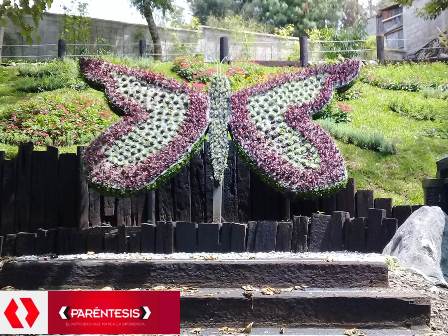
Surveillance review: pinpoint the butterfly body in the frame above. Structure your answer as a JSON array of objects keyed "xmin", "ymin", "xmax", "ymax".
[{"xmin": 79, "ymin": 58, "xmax": 361, "ymax": 197}]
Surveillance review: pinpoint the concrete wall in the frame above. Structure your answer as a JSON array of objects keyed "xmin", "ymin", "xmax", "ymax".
[
  {"xmin": 402, "ymin": 0, "xmax": 448, "ymax": 53},
  {"xmin": 2, "ymin": 12, "xmax": 300, "ymax": 62}
]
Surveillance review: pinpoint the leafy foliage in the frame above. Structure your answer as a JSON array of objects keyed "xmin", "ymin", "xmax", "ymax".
[
  {"xmin": 60, "ymin": 0, "xmax": 92, "ymax": 56},
  {"xmin": 0, "ymin": 89, "xmax": 117, "ymax": 146},
  {"xmin": 14, "ymin": 59, "xmax": 86, "ymax": 92},
  {"xmin": 318, "ymin": 119, "xmax": 397, "ymax": 154},
  {"xmin": 244, "ymin": 0, "xmax": 344, "ymax": 36},
  {"xmin": 308, "ymin": 24, "xmax": 368, "ymax": 60},
  {"xmin": 314, "ymin": 100, "xmax": 352, "ymax": 123},
  {"xmin": 0, "ymin": 0, "xmax": 53, "ymax": 43},
  {"xmin": 397, "ymin": 0, "xmax": 448, "ymax": 19},
  {"xmin": 389, "ymin": 95, "xmax": 447, "ymax": 121},
  {"xmin": 360, "ymin": 62, "xmax": 448, "ymax": 91}
]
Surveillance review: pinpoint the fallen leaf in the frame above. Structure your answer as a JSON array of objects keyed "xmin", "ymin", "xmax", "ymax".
[
  {"xmin": 151, "ymin": 285, "xmax": 168, "ymax": 291},
  {"xmin": 1, "ymin": 286, "xmax": 15, "ymax": 291},
  {"xmin": 344, "ymin": 328, "xmax": 365, "ymax": 336},
  {"xmin": 243, "ymin": 291, "xmax": 253, "ymax": 299},
  {"xmin": 261, "ymin": 287, "xmax": 281, "ymax": 295},
  {"xmin": 241, "ymin": 322, "xmax": 253, "ymax": 334},
  {"xmin": 242, "ymin": 285, "xmax": 258, "ymax": 291},
  {"xmin": 203, "ymin": 255, "xmax": 218, "ymax": 260},
  {"xmin": 218, "ymin": 326, "xmax": 238, "ymax": 334},
  {"xmin": 190, "ymin": 327, "xmax": 202, "ymax": 334}
]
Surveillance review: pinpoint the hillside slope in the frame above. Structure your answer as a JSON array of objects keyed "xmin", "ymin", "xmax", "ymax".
[{"xmin": 0, "ymin": 58, "xmax": 446, "ymax": 204}]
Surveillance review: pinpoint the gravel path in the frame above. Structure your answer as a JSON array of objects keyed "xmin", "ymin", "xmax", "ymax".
[{"xmin": 388, "ymin": 267, "xmax": 448, "ymax": 336}]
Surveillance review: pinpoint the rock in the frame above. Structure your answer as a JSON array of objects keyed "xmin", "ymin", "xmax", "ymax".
[{"xmin": 383, "ymin": 206, "xmax": 448, "ymax": 285}]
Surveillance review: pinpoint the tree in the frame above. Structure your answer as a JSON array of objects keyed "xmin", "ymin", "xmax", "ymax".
[
  {"xmin": 396, "ymin": 0, "xmax": 448, "ymax": 19},
  {"xmin": 0, "ymin": 0, "xmax": 53, "ymax": 43},
  {"xmin": 341, "ymin": 0, "xmax": 366, "ymax": 27},
  {"xmin": 130, "ymin": 0, "xmax": 174, "ymax": 60},
  {"xmin": 189, "ymin": 0, "xmax": 244, "ymax": 24},
  {"xmin": 245, "ymin": 0, "xmax": 344, "ymax": 36}
]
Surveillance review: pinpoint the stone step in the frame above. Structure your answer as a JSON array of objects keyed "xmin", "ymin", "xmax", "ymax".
[
  {"xmin": 0, "ymin": 256, "xmax": 388, "ymax": 289},
  {"xmin": 180, "ymin": 288, "xmax": 430, "ymax": 329},
  {"xmin": 180, "ymin": 327, "xmax": 429, "ymax": 335}
]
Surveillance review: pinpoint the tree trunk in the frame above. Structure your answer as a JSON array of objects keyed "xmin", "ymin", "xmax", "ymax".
[{"xmin": 142, "ymin": 5, "xmax": 162, "ymax": 61}]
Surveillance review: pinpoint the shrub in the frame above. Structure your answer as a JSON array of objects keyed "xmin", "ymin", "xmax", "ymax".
[
  {"xmin": 172, "ymin": 55, "xmax": 216, "ymax": 83},
  {"xmin": 360, "ymin": 62, "xmax": 448, "ymax": 91},
  {"xmin": 318, "ymin": 119, "xmax": 397, "ymax": 154},
  {"xmin": 388, "ymin": 96, "xmax": 447, "ymax": 121},
  {"xmin": 0, "ymin": 89, "xmax": 117, "ymax": 146},
  {"xmin": 314, "ymin": 100, "xmax": 352, "ymax": 123},
  {"xmin": 15, "ymin": 59, "xmax": 86, "ymax": 92},
  {"xmin": 422, "ymin": 86, "xmax": 448, "ymax": 100}
]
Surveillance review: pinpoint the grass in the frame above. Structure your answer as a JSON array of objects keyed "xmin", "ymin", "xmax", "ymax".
[
  {"xmin": 338, "ymin": 81, "xmax": 447, "ymax": 204},
  {"xmin": 0, "ymin": 58, "xmax": 447, "ymax": 204},
  {"xmin": 361, "ymin": 62, "xmax": 448, "ymax": 90},
  {"xmin": 318, "ymin": 119, "xmax": 396, "ymax": 154}
]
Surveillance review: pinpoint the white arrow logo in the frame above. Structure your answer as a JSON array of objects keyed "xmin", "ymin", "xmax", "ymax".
[
  {"xmin": 141, "ymin": 306, "xmax": 151, "ymax": 320},
  {"xmin": 59, "ymin": 306, "xmax": 69, "ymax": 320}
]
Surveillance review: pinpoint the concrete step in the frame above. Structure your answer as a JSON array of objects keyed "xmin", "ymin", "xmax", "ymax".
[
  {"xmin": 180, "ymin": 327, "xmax": 429, "ymax": 335},
  {"xmin": 0, "ymin": 257, "xmax": 388, "ymax": 289},
  {"xmin": 180, "ymin": 288, "xmax": 430, "ymax": 329}
]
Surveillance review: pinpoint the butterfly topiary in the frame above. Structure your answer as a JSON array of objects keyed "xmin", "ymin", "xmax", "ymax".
[{"xmin": 79, "ymin": 58, "xmax": 361, "ymax": 197}]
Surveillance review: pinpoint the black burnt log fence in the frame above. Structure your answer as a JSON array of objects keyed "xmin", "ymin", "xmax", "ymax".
[{"xmin": 0, "ymin": 143, "xmax": 422, "ymax": 256}]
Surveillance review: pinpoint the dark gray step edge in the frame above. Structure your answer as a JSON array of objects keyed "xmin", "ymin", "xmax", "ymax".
[
  {"xmin": 180, "ymin": 327, "xmax": 429, "ymax": 336},
  {"xmin": 0, "ymin": 259, "xmax": 388, "ymax": 289},
  {"xmin": 180, "ymin": 288, "xmax": 430, "ymax": 329}
]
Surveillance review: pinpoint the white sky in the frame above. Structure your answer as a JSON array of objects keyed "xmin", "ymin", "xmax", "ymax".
[
  {"xmin": 47, "ymin": 0, "xmax": 380, "ymax": 25},
  {"xmin": 47, "ymin": 0, "xmax": 192, "ymax": 25}
]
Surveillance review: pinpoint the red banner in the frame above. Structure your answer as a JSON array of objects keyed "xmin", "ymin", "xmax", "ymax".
[{"xmin": 47, "ymin": 291, "xmax": 180, "ymax": 335}]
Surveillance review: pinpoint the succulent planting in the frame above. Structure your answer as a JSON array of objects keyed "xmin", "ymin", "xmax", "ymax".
[{"xmin": 80, "ymin": 58, "xmax": 361, "ymax": 196}]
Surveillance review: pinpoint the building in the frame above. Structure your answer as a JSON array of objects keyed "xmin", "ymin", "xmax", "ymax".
[{"xmin": 367, "ymin": 0, "xmax": 448, "ymax": 60}]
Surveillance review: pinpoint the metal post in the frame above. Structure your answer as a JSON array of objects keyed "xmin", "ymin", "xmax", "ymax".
[
  {"xmin": 0, "ymin": 27, "xmax": 4, "ymax": 63},
  {"xmin": 376, "ymin": 35, "xmax": 385, "ymax": 64},
  {"xmin": 139, "ymin": 39, "xmax": 146, "ymax": 58},
  {"xmin": 219, "ymin": 36, "xmax": 229, "ymax": 63},
  {"xmin": 58, "ymin": 39, "xmax": 66, "ymax": 59},
  {"xmin": 299, "ymin": 36, "xmax": 309, "ymax": 67},
  {"xmin": 212, "ymin": 182, "xmax": 222, "ymax": 223}
]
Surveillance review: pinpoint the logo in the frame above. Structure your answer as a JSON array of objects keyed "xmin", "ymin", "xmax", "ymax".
[
  {"xmin": 0, "ymin": 291, "xmax": 178, "ymax": 335},
  {"xmin": 57, "ymin": 305, "xmax": 151, "ymax": 320},
  {"xmin": 4, "ymin": 298, "xmax": 40, "ymax": 328},
  {"xmin": 0, "ymin": 291, "xmax": 48, "ymax": 334}
]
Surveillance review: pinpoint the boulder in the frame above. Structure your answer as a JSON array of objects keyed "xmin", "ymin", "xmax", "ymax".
[{"xmin": 383, "ymin": 206, "xmax": 448, "ymax": 285}]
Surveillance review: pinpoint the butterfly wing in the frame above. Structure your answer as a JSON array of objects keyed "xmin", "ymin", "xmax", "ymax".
[
  {"xmin": 79, "ymin": 58, "xmax": 209, "ymax": 194},
  {"xmin": 229, "ymin": 60, "xmax": 361, "ymax": 196}
]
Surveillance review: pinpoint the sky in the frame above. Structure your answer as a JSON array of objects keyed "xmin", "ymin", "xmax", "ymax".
[
  {"xmin": 47, "ymin": 0, "xmax": 192, "ymax": 25},
  {"xmin": 47, "ymin": 0, "xmax": 379, "ymax": 25}
]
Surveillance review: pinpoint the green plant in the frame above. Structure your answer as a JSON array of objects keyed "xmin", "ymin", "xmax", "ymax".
[
  {"xmin": 274, "ymin": 24, "xmax": 295, "ymax": 37},
  {"xmin": 422, "ymin": 86, "xmax": 448, "ymax": 100},
  {"xmin": 318, "ymin": 119, "xmax": 397, "ymax": 154},
  {"xmin": 172, "ymin": 55, "xmax": 215, "ymax": 83},
  {"xmin": 14, "ymin": 59, "xmax": 85, "ymax": 92},
  {"xmin": 314, "ymin": 100, "xmax": 352, "ymax": 123},
  {"xmin": 361, "ymin": 62, "xmax": 448, "ymax": 91},
  {"xmin": 60, "ymin": 0, "xmax": 92, "ymax": 56},
  {"xmin": 287, "ymin": 42, "xmax": 301, "ymax": 61},
  {"xmin": 0, "ymin": 89, "xmax": 117, "ymax": 146},
  {"xmin": 388, "ymin": 95, "xmax": 447, "ymax": 121},
  {"xmin": 308, "ymin": 23, "xmax": 367, "ymax": 61}
]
